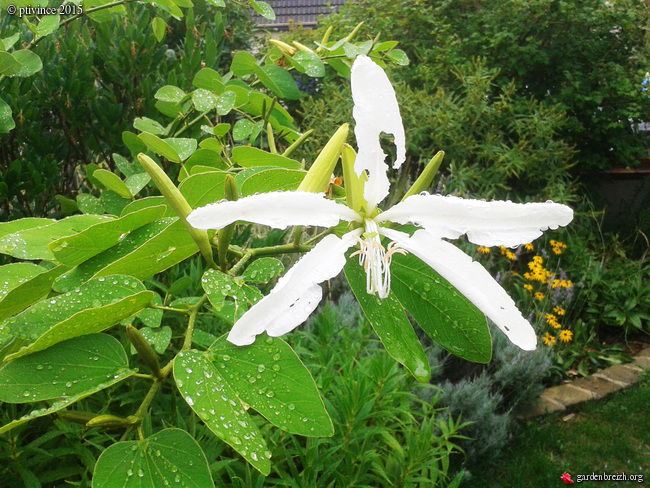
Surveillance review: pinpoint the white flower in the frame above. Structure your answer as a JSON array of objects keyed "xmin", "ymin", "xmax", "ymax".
[{"xmin": 188, "ymin": 55, "xmax": 573, "ymax": 350}]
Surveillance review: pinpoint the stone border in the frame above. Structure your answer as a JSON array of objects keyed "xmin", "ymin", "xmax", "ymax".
[{"xmin": 520, "ymin": 346, "xmax": 650, "ymax": 417}]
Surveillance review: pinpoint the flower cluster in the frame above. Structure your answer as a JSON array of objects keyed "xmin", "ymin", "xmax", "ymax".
[{"xmin": 550, "ymin": 239, "xmax": 567, "ymax": 255}]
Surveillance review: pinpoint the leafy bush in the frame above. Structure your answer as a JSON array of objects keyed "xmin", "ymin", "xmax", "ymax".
[{"xmin": 317, "ymin": 0, "xmax": 650, "ymax": 173}]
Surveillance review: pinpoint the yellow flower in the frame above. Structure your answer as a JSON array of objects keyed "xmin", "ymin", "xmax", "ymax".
[
  {"xmin": 554, "ymin": 306, "xmax": 565, "ymax": 316},
  {"xmin": 523, "ymin": 284, "xmax": 533, "ymax": 293},
  {"xmin": 505, "ymin": 250, "xmax": 516, "ymax": 261},
  {"xmin": 535, "ymin": 292, "xmax": 545, "ymax": 300},
  {"xmin": 545, "ymin": 314, "xmax": 561, "ymax": 328},
  {"xmin": 499, "ymin": 245, "xmax": 507, "ymax": 255},
  {"xmin": 542, "ymin": 332, "xmax": 556, "ymax": 346},
  {"xmin": 477, "ymin": 246, "xmax": 491, "ymax": 254},
  {"xmin": 524, "ymin": 243, "xmax": 534, "ymax": 251},
  {"xmin": 552, "ymin": 247, "xmax": 562, "ymax": 255},
  {"xmin": 559, "ymin": 330, "xmax": 573, "ymax": 343}
]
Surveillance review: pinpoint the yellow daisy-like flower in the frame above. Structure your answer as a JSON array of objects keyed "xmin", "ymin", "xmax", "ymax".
[
  {"xmin": 554, "ymin": 306, "xmax": 565, "ymax": 316},
  {"xmin": 477, "ymin": 246, "xmax": 491, "ymax": 254},
  {"xmin": 499, "ymin": 245, "xmax": 507, "ymax": 255},
  {"xmin": 559, "ymin": 330, "xmax": 573, "ymax": 343},
  {"xmin": 542, "ymin": 332, "xmax": 556, "ymax": 346},
  {"xmin": 524, "ymin": 243, "xmax": 534, "ymax": 251},
  {"xmin": 535, "ymin": 292, "xmax": 545, "ymax": 300},
  {"xmin": 552, "ymin": 247, "xmax": 562, "ymax": 255},
  {"xmin": 523, "ymin": 284, "xmax": 533, "ymax": 293},
  {"xmin": 545, "ymin": 313, "xmax": 561, "ymax": 329},
  {"xmin": 505, "ymin": 250, "xmax": 516, "ymax": 261}
]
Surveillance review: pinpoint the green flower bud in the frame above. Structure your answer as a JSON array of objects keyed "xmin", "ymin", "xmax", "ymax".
[
  {"xmin": 218, "ymin": 175, "xmax": 239, "ymax": 272},
  {"xmin": 402, "ymin": 151, "xmax": 444, "ymax": 201},
  {"xmin": 137, "ymin": 154, "xmax": 216, "ymax": 268},
  {"xmin": 341, "ymin": 143, "xmax": 368, "ymax": 213},
  {"xmin": 58, "ymin": 411, "xmax": 98, "ymax": 425},
  {"xmin": 126, "ymin": 324, "xmax": 163, "ymax": 380},
  {"xmin": 298, "ymin": 124, "xmax": 349, "ymax": 193},
  {"xmin": 86, "ymin": 414, "xmax": 134, "ymax": 429}
]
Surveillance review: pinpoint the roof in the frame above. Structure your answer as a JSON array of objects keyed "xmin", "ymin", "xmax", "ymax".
[{"xmin": 252, "ymin": 0, "xmax": 349, "ymax": 29}]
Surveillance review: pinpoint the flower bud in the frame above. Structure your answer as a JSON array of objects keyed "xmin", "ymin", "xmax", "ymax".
[
  {"xmin": 137, "ymin": 153, "xmax": 216, "ymax": 268},
  {"xmin": 341, "ymin": 143, "xmax": 368, "ymax": 213},
  {"xmin": 58, "ymin": 411, "xmax": 98, "ymax": 425},
  {"xmin": 269, "ymin": 39, "xmax": 297, "ymax": 56},
  {"xmin": 298, "ymin": 124, "xmax": 348, "ymax": 193},
  {"xmin": 291, "ymin": 41, "xmax": 314, "ymax": 53},
  {"xmin": 86, "ymin": 414, "xmax": 134, "ymax": 429},
  {"xmin": 126, "ymin": 324, "xmax": 163, "ymax": 379},
  {"xmin": 402, "ymin": 151, "xmax": 444, "ymax": 201}
]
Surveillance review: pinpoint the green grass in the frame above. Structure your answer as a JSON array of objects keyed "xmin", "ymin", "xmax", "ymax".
[{"xmin": 463, "ymin": 372, "xmax": 650, "ymax": 487}]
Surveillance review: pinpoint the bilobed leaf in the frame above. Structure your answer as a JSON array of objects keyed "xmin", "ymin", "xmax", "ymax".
[
  {"xmin": 5, "ymin": 50, "xmax": 42, "ymax": 77},
  {"xmin": 76, "ymin": 194, "xmax": 104, "ymax": 214},
  {"xmin": 0, "ymin": 334, "xmax": 135, "ymax": 403},
  {"xmin": 230, "ymin": 51, "xmax": 257, "ymax": 76},
  {"xmin": 192, "ymin": 88, "xmax": 217, "ymax": 112},
  {"xmin": 131, "ymin": 325, "xmax": 171, "ymax": 355},
  {"xmin": 216, "ymin": 91, "xmax": 236, "ymax": 115},
  {"xmin": 241, "ymin": 257, "xmax": 283, "ymax": 284},
  {"xmin": 133, "ymin": 117, "xmax": 166, "ymax": 135},
  {"xmin": 240, "ymin": 168, "xmax": 305, "ymax": 196},
  {"xmin": 174, "ymin": 350, "xmax": 271, "ymax": 475},
  {"xmin": 93, "ymin": 428, "xmax": 214, "ymax": 488},
  {"xmin": 165, "ymin": 137, "xmax": 197, "ymax": 161},
  {"xmin": 179, "ymin": 172, "xmax": 227, "ymax": 208},
  {"xmin": 292, "ymin": 51, "xmax": 325, "ymax": 77},
  {"xmin": 250, "ymin": 0, "xmax": 274, "ymax": 20},
  {"xmin": 344, "ymin": 256, "xmax": 431, "ymax": 382},
  {"xmin": 183, "ymin": 149, "xmax": 226, "ymax": 174},
  {"xmin": 0, "ymin": 265, "xmax": 67, "ymax": 322},
  {"xmin": 231, "ymin": 147, "xmax": 301, "ymax": 169},
  {"xmin": 232, "ymin": 119, "xmax": 253, "ymax": 141},
  {"xmin": 51, "ymin": 219, "xmax": 185, "ymax": 291},
  {"xmin": 93, "ymin": 169, "xmax": 133, "ymax": 199},
  {"xmin": 4, "ymin": 275, "xmax": 154, "ymax": 360},
  {"xmin": 0, "ymin": 215, "xmax": 111, "ymax": 261},
  {"xmin": 390, "ymin": 252, "xmax": 491, "ymax": 363},
  {"xmin": 48, "ymin": 205, "xmax": 167, "ymax": 266},
  {"xmin": 255, "ymin": 65, "xmax": 300, "ymax": 100},
  {"xmin": 154, "ymin": 85, "xmax": 186, "ymax": 103},
  {"xmin": 387, "ymin": 49, "xmax": 409, "ymax": 66},
  {"xmin": 192, "ymin": 68, "xmax": 224, "ymax": 93},
  {"xmin": 124, "ymin": 173, "xmax": 151, "ymax": 195},
  {"xmin": 138, "ymin": 133, "xmax": 181, "ymax": 163},
  {"xmin": 151, "ymin": 16, "xmax": 166, "ymax": 42},
  {"xmin": 209, "ymin": 335, "xmax": 332, "ymax": 436}
]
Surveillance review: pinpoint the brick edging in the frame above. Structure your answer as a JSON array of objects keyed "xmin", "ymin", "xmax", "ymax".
[{"xmin": 518, "ymin": 347, "xmax": 650, "ymax": 418}]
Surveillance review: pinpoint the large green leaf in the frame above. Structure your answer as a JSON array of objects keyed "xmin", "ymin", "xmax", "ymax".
[
  {"xmin": 3, "ymin": 275, "xmax": 154, "ymax": 359},
  {"xmin": 121, "ymin": 197, "xmax": 173, "ymax": 218},
  {"xmin": 390, "ymin": 252, "xmax": 492, "ymax": 363},
  {"xmin": 174, "ymin": 350, "xmax": 271, "ymax": 475},
  {"xmin": 250, "ymin": 0, "xmax": 274, "ymax": 19},
  {"xmin": 208, "ymin": 335, "xmax": 333, "ymax": 436},
  {"xmin": 241, "ymin": 257, "xmax": 283, "ymax": 284},
  {"xmin": 36, "ymin": 14, "xmax": 60, "ymax": 36},
  {"xmin": 0, "ymin": 263, "xmax": 45, "ymax": 303},
  {"xmin": 0, "ymin": 265, "xmax": 67, "ymax": 322},
  {"xmin": 216, "ymin": 91, "xmax": 236, "ymax": 115},
  {"xmin": 93, "ymin": 170, "xmax": 133, "ymax": 199},
  {"xmin": 0, "ymin": 334, "xmax": 135, "ymax": 403},
  {"xmin": 49, "ymin": 206, "xmax": 167, "ymax": 266},
  {"xmin": 0, "ymin": 52, "xmax": 21, "ymax": 76},
  {"xmin": 344, "ymin": 256, "xmax": 431, "ymax": 383},
  {"xmin": 231, "ymin": 147, "xmax": 301, "ymax": 169},
  {"xmin": 93, "ymin": 428, "xmax": 214, "ymax": 488},
  {"xmin": 0, "ymin": 215, "xmax": 110, "ymax": 261},
  {"xmin": 165, "ymin": 138, "xmax": 197, "ymax": 161},
  {"xmin": 4, "ymin": 50, "xmax": 43, "ymax": 77},
  {"xmin": 192, "ymin": 68, "xmax": 224, "ymax": 93},
  {"xmin": 292, "ymin": 51, "xmax": 325, "ymax": 77},
  {"xmin": 154, "ymin": 85, "xmax": 187, "ymax": 103},
  {"xmin": 240, "ymin": 168, "xmax": 305, "ymax": 196},
  {"xmin": 230, "ymin": 51, "xmax": 256, "ymax": 76},
  {"xmin": 201, "ymin": 269, "xmax": 262, "ymax": 317},
  {"xmin": 192, "ymin": 88, "xmax": 217, "ymax": 112},
  {"xmin": 0, "ymin": 217, "xmax": 52, "ymax": 239},
  {"xmin": 53, "ymin": 219, "xmax": 196, "ymax": 292}
]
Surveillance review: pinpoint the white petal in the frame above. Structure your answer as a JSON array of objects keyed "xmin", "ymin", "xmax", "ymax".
[
  {"xmin": 380, "ymin": 227, "xmax": 537, "ymax": 350},
  {"xmin": 227, "ymin": 230, "xmax": 361, "ymax": 345},
  {"xmin": 378, "ymin": 194, "xmax": 573, "ymax": 247},
  {"xmin": 187, "ymin": 191, "xmax": 361, "ymax": 230},
  {"xmin": 351, "ymin": 55, "xmax": 406, "ymax": 209}
]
